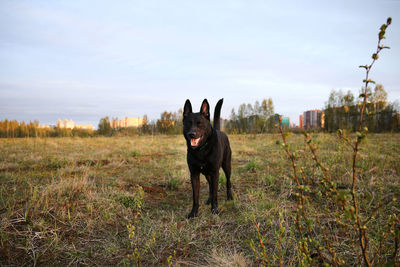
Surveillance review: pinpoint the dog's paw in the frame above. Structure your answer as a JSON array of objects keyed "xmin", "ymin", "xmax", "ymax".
[
  {"xmin": 211, "ymin": 207, "xmax": 220, "ymax": 215},
  {"xmin": 187, "ymin": 211, "xmax": 197, "ymax": 219},
  {"xmin": 227, "ymin": 190, "xmax": 233, "ymax": 200}
]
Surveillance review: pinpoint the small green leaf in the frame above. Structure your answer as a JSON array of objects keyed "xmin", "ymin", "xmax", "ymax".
[
  {"xmin": 356, "ymin": 131, "xmax": 366, "ymax": 141},
  {"xmin": 387, "ymin": 17, "xmax": 392, "ymax": 25},
  {"xmin": 372, "ymin": 53, "xmax": 379, "ymax": 60},
  {"xmin": 283, "ymin": 143, "xmax": 289, "ymax": 149}
]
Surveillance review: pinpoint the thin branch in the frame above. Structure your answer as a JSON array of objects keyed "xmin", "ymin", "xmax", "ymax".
[{"xmin": 350, "ymin": 17, "xmax": 391, "ymax": 267}]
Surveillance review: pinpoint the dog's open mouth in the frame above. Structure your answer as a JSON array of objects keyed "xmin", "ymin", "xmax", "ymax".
[{"xmin": 191, "ymin": 137, "xmax": 201, "ymax": 147}]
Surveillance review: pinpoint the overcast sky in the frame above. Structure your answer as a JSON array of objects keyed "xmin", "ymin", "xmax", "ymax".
[{"xmin": 1, "ymin": 0, "xmax": 399, "ymax": 126}]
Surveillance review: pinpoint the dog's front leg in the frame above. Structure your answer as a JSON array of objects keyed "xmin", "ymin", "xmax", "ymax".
[
  {"xmin": 188, "ymin": 171, "xmax": 200, "ymax": 218},
  {"xmin": 211, "ymin": 171, "xmax": 220, "ymax": 215}
]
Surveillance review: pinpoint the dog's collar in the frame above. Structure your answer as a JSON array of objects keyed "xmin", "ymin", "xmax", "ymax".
[{"xmin": 198, "ymin": 141, "xmax": 209, "ymax": 151}]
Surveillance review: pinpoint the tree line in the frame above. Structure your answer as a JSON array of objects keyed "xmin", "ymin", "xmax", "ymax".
[
  {"xmin": 97, "ymin": 110, "xmax": 183, "ymax": 136},
  {"xmin": 0, "ymin": 120, "xmax": 95, "ymax": 138},
  {"xmin": 324, "ymin": 84, "xmax": 400, "ymax": 132},
  {"xmin": 225, "ymin": 98, "xmax": 277, "ymax": 133},
  {"xmin": 97, "ymin": 98, "xmax": 278, "ymax": 136},
  {"xmin": 1, "ymin": 87, "xmax": 399, "ymax": 138}
]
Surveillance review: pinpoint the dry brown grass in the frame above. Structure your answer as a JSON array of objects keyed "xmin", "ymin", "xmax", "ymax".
[{"xmin": 0, "ymin": 134, "xmax": 399, "ymax": 265}]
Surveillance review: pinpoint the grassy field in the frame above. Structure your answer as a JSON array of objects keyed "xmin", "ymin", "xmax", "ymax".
[{"xmin": 1, "ymin": 133, "xmax": 399, "ymax": 266}]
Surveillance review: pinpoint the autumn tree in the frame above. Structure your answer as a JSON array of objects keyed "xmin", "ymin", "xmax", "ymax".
[{"xmin": 98, "ymin": 116, "xmax": 112, "ymax": 136}]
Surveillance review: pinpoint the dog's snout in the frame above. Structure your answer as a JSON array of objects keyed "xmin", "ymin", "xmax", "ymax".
[{"xmin": 188, "ymin": 132, "xmax": 196, "ymax": 138}]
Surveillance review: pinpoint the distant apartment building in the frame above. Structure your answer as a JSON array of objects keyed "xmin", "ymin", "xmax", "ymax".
[
  {"xmin": 77, "ymin": 124, "xmax": 95, "ymax": 130},
  {"xmin": 273, "ymin": 115, "xmax": 291, "ymax": 127},
  {"xmin": 110, "ymin": 117, "xmax": 144, "ymax": 128},
  {"xmin": 281, "ymin": 117, "xmax": 290, "ymax": 127},
  {"xmin": 299, "ymin": 114, "xmax": 304, "ymax": 129},
  {"xmin": 57, "ymin": 119, "xmax": 75, "ymax": 129},
  {"xmin": 57, "ymin": 119, "xmax": 94, "ymax": 130},
  {"xmin": 301, "ymin": 110, "xmax": 325, "ymax": 129}
]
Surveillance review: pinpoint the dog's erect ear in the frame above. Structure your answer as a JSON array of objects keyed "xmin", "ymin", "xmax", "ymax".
[
  {"xmin": 183, "ymin": 99, "xmax": 192, "ymax": 119},
  {"xmin": 200, "ymin": 99, "xmax": 210, "ymax": 121}
]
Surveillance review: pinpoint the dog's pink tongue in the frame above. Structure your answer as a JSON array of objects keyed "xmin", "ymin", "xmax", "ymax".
[{"xmin": 191, "ymin": 138, "xmax": 200, "ymax": 147}]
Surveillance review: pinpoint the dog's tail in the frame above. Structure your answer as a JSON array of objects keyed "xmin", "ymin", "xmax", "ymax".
[{"xmin": 213, "ymin": 98, "xmax": 223, "ymax": 130}]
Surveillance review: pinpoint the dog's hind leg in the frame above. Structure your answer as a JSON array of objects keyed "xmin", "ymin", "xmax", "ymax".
[
  {"xmin": 205, "ymin": 175, "xmax": 212, "ymax": 205},
  {"xmin": 222, "ymin": 150, "xmax": 233, "ymax": 201}
]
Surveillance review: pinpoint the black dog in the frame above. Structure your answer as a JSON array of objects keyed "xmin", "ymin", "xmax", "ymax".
[{"xmin": 183, "ymin": 98, "xmax": 233, "ymax": 218}]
